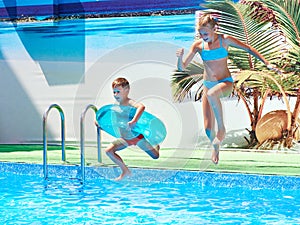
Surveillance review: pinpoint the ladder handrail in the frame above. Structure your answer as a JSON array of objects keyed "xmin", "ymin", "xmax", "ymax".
[
  {"xmin": 43, "ymin": 103, "xmax": 66, "ymax": 179},
  {"xmin": 80, "ymin": 104, "xmax": 101, "ymax": 182}
]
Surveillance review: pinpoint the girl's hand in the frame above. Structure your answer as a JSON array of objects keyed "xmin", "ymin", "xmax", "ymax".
[
  {"xmin": 176, "ymin": 48, "xmax": 184, "ymax": 57},
  {"xmin": 267, "ymin": 64, "xmax": 282, "ymax": 74}
]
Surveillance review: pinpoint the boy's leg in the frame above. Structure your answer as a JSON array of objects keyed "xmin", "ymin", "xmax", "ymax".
[
  {"xmin": 105, "ymin": 139, "xmax": 130, "ymax": 180},
  {"xmin": 136, "ymin": 139, "xmax": 159, "ymax": 159}
]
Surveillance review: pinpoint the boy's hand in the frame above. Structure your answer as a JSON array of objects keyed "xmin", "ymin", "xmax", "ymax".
[
  {"xmin": 94, "ymin": 121, "xmax": 101, "ymax": 129},
  {"xmin": 128, "ymin": 120, "xmax": 136, "ymax": 128}
]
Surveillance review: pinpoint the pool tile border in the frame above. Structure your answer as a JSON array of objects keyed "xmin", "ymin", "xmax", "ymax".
[{"xmin": 0, "ymin": 162, "xmax": 299, "ymax": 190}]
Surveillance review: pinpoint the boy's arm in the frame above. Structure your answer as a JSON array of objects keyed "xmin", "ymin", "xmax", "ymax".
[{"xmin": 128, "ymin": 100, "xmax": 145, "ymax": 126}]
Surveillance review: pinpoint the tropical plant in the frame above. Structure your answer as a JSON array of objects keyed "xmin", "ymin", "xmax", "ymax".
[
  {"xmin": 244, "ymin": 0, "xmax": 299, "ymax": 72},
  {"xmin": 171, "ymin": 0, "xmax": 300, "ymax": 148},
  {"xmin": 238, "ymin": 0, "xmax": 300, "ymax": 148},
  {"xmin": 172, "ymin": 62, "xmax": 204, "ymax": 102},
  {"xmin": 236, "ymin": 69, "xmax": 300, "ymax": 148}
]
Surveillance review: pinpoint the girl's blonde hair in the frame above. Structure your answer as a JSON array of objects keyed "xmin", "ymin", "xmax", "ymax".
[{"xmin": 196, "ymin": 13, "xmax": 217, "ymax": 30}]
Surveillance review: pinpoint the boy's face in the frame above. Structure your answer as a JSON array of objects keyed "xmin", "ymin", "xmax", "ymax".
[{"xmin": 113, "ymin": 85, "xmax": 129, "ymax": 103}]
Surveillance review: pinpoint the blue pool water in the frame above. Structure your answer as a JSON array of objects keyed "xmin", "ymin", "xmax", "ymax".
[{"xmin": 0, "ymin": 162, "xmax": 299, "ymax": 224}]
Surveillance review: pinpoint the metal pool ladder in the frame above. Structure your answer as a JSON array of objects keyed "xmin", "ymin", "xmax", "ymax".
[
  {"xmin": 43, "ymin": 104, "xmax": 66, "ymax": 179},
  {"xmin": 80, "ymin": 104, "xmax": 101, "ymax": 182}
]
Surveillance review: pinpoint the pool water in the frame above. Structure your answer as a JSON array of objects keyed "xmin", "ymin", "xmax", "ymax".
[{"xmin": 1, "ymin": 163, "xmax": 299, "ymax": 224}]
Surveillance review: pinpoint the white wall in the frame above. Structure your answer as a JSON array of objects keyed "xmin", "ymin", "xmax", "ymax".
[{"xmin": 0, "ymin": 16, "xmax": 297, "ymax": 149}]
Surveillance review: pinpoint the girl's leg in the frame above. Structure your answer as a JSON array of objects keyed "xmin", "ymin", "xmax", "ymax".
[
  {"xmin": 105, "ymin": 140, "xmax": 130, "ymax": 180},
  {"xmin": 202, "ymin": 92, "xmax": 219, "ymax": 164},
  {"xmin": 202, "ymin": 92, "xmax": 215, "ymax": 141},
  {"xmin": 206, "ymin": 82, "xmax": 233, "ymax": 145},
  {"xmin": 136, "ymin": 139, "xmax": 160, "ymax": 159}
]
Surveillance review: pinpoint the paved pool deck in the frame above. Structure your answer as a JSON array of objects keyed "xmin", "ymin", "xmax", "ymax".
[{"xmin": 0, "ymin": 144, "xmax": 299, "ymax": 176}]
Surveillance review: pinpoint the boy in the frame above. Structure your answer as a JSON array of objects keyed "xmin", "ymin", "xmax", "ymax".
[{"xmin": 104, "ymin": 77, "xmax": 159, "ymax": 180}]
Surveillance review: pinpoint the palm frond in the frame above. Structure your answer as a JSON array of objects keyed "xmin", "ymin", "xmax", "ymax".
[
  {"xmin": 171, "ymin": 61, "xmax": 204, "ymax": 102},
  {"xmin": 245, "ymin": 0, "xmax": 300, "ymax": 71},
  {"xmin": 236, "ymin": 70, "xmax": 300, "ymax": 97},
  {"xmin": 259, "ymin": 0, "xmax": 299, "ymax": 47}
]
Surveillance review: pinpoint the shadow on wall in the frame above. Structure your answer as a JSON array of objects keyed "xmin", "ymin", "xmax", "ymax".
[
  {"xmin": 3, "ymin": 0, "xmax": 86, "ymax": 86},
  {"xmin": 0, "ymin": 50, "xmax": 42, "ymax": 143},
  {"xmin": 2, "ymin": 0, "xmax": 16, "ymax": 20},
  {"xmin": 16, "ymin": 21, "xmax": 85, "ymax": 86},
  {"xmin": 0, "ymin": 0, "xmax": 86, "ymax": 143}
]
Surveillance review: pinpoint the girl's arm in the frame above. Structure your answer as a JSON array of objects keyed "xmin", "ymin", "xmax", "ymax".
[
  {"xmin": 225, "ymin": 35, "xmax": 281, "ymax": 73},
  {"xmin": 224, "ymin": 35, "xmax": 269, "ymax": 65},
  {"xmin": 176, "ymin": 41, "xmax": 200, "ymax": 71}
]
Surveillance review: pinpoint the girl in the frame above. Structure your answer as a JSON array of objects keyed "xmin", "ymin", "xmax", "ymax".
[{"xmin": 176, "ymin": 13, "xmax": 278, "ymax": 164}]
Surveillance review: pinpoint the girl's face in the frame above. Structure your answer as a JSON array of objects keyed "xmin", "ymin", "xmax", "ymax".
[
  {"xmin": 198, "ymin": 25, "xmax": 215, "ymax": 42},
  {"xmin": 113, "ymin": 85, "xmax": 129, "ymax": 103}
]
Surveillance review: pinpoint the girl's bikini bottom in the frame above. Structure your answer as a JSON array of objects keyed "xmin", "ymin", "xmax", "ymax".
[{"xmin": 203, "ymin": 76, "xmax": 233, "ymax": 89}]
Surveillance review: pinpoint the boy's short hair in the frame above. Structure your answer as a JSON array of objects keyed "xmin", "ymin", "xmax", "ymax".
[{"xmin": 112, "ymin": 77, "xmax": 130, "ymax": 89}]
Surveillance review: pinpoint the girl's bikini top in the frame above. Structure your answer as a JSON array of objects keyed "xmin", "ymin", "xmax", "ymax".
[{"xmin": 200, "ymin": 35, "xmax": 228, "ymax": 61}]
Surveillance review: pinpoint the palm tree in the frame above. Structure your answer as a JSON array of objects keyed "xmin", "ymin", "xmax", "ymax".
[
  {"xmin": 238, "ymin": 0, "xmax": 300, "ymax": 148},
  {"xmin": 171, "ymin": 0, "xmax": 300, "ymax": 148}
]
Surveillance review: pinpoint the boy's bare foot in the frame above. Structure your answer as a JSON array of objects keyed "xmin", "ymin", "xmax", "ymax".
[
  {"xmin": 115, "ymin": 169, "xmax": 131, "ymax": 181},
  {"xmin": 211, "ymin": 147, "xmax": 219, "ymax": 164}
]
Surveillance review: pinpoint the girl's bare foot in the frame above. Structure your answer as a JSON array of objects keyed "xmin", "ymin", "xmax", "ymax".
[
  {"xmin": 213, "ymin": 128, "xmax": 225, "ymax": 145},
  {"xmin": 211, "ymin": 145, "xmax": 219, "ymax": 164},
  {"xmin": 115, "ymin": 168, "xmax": 131, "ymax": 181}
]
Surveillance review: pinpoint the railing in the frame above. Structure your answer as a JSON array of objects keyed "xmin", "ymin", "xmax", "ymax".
[
  {"xmin": 80, "ymin": 104, "xmax": 101, "ymax": 182},
  {"xmin": 43, "ymin": 104, "xmax": 66, "ymax": 179}
]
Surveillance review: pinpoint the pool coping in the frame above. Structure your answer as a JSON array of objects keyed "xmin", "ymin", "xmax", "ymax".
[{"xmin": 1, "ymin": 161, "xmax": 299, "ymax": 190}]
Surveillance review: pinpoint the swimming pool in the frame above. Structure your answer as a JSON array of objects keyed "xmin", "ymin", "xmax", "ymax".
[{"xmin": 1, "ymin": 162, "xmax": 299, "ymax": 224}]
